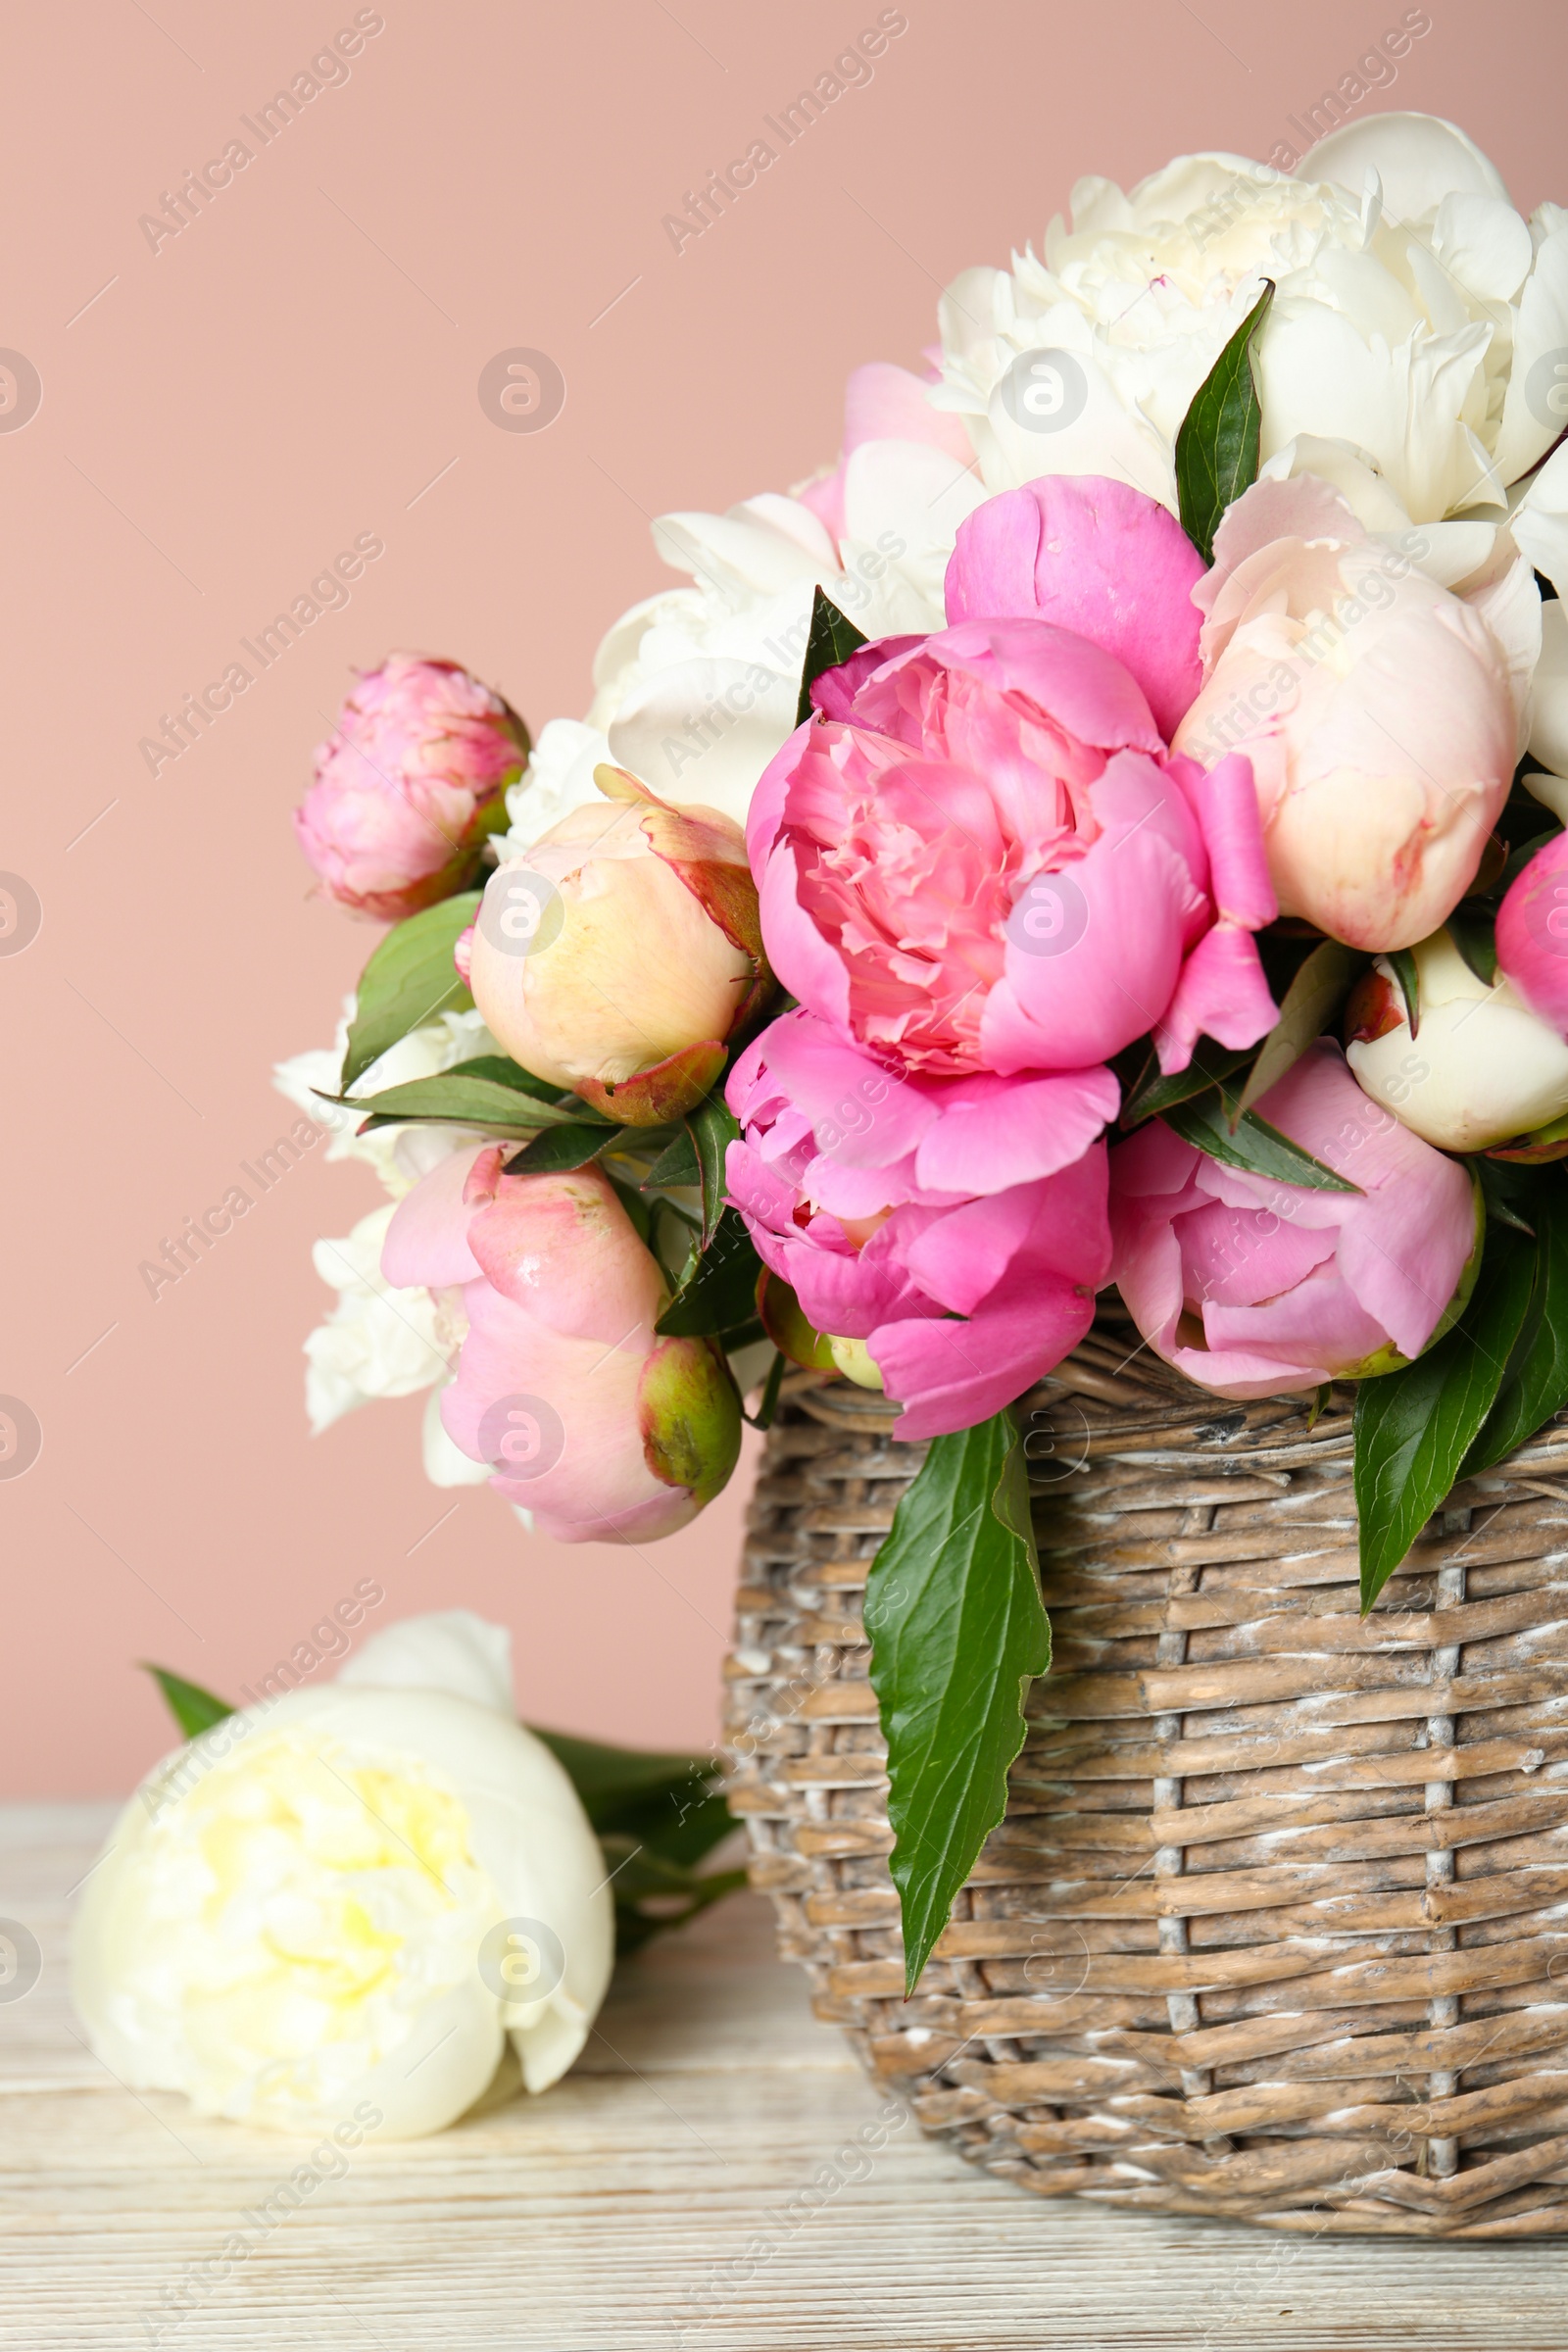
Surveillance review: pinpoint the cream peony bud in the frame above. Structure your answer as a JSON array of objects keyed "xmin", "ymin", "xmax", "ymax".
[
  {"xmin": 468, "ymin": 766, "xmax": 772, "ymax": 1125},
  {"xmin": 72, "ymin": 1613, "xmax": 613, "ymax": 2138},
  {"xmin": 1346, "ymin": 928, "xmax": 1568, "ymax": 1152}
]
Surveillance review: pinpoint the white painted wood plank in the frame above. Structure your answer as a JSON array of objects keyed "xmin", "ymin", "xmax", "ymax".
[{"xmin": 3, "ymin": 1804, "xmax": 1565, "ymax": 2350}]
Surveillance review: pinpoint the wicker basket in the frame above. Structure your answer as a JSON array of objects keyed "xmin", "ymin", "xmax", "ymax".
[{"xmin": 723, "ymin": 1301, "xmax": 1568, "ymax": 2236}]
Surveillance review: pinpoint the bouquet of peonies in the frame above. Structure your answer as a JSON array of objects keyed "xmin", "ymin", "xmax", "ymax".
[{"xmin": 279, "ymin": 112, "xmax": 1568, "ymax": 1985}]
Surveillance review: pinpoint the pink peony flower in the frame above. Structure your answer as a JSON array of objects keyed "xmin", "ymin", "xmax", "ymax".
[
  {"xmin": 296, "ymin": 656, "xmax": 528, "ymax": 922},
  {"xmin": 1108, "ymin": 1041, "xmax": 1480, "ymax": 1399},
  {"xmin": 1171, "ymin": 476, "xmax": 1524, "ymax": 952},
  {"xmin": 750, "ymin": 598, "xmax": 1277, "ymax": 1083},
  {"xmin": 382, "ymin": 1146, "xmax": 740, "ymax": 1542},
  {"xmin": 1496, "ymin": 828, "xmax": 1568, "ymax": 1036},
  {"xmin": 725, "ymin": 1007, "xmax": 1116, "ymax": 1440}
]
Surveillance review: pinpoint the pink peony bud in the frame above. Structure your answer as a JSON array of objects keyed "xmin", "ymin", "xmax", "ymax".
[
  {"xmin": 381, "ymin": 1146, "xmax": 741, "ymax": 1543},
  {"xmin": 1108, "ymin": 1041, "xmax": 1481, "ymax": 1399},
  {"xmin": 295, "ymin": 656, "xmax": 529, "ymax": 922},
  {"xmin": 468, "ymin": 765, "xmax": 772, "ymax": 1125},
  {"xmin": 1496, "ymin": 827, "xmax": 1568, "ymax": 1036},
  {"xmin": 1172, "ymin": 477, "xmax": 1522, "ymax": 952}
]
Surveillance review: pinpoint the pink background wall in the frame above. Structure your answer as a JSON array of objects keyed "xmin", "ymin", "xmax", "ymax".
[{"xmin": 4, "ymin": 0, "xmax": 1564, "ymax": 1796}]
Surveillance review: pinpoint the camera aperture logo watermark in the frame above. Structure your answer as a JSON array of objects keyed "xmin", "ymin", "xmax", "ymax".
[
  {"xmin": 476, "ymin": 1394, "xmax": 565, "ymax": 1480},
  {"xmin": 477, "ymin": 349, "xmax": 565, "ymax": 433},
  {"xmin": 477, "ymin": 867, "xmax": 564, "ymax": 956}
]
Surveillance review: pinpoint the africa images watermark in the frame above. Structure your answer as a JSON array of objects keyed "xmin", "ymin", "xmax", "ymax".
[
  {"xmin": 137, "ymin": 11, "xmax": 387, "ymax": 256},
  {"xmin": 136, "ymin": 2101, "xmax": 383, "ymax": 2345},
  {"xmin": 137, "ymin": 1106, "xmax": 351, "ymax": 1301},
  {"xmin": 137, "ymin": 530, "xmax": 386, "ymax": 778},
  {"xmin": 1265, "ymin": 9, "xmax": 1434, "ymax": 173},
  {"xmin": 662, "ymin": 9, "xmax": 909, "ymax": 254}
]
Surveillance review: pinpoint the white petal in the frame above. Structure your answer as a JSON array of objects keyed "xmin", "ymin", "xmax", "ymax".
[
  {"xmin": 1529, "ymin": 597, "xmax": 1568, "ymax": 776},
  {"xmin": 1305, "ymin": 112, "xmax": 1509, "ymax": 222},
  {"xmin": 607, "ymin": 656, "xmax": 800, "ymax": 824},
  {"xmin": 1494, "ymin": 220, "xmax": 1568, "ymax": 485},
  {"xmin": 418, "ymin": 1380, "xmax": 495, "ymax": 1488},
  {"xmin": 339, "ymin": 1609, "xmax": 516, "ymax": 1714}
]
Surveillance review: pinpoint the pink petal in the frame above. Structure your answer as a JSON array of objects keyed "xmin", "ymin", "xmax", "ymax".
[
  {"xmin": 945, "ymin": 476, "xmax": 1206, "ymax": 740},
  {"xmin": 757, "ymin": 844, "xmax": 855, "ymax": 1032},
  {"xmin": 1176, "ymin": 1196, "xmax": 1339, "ymax": 1308},
  {"xmin": 752, "ymin": 1008, "xmax": 934, "ymax": 1170},
  {"xmin": 1172, "ymin": 751, "xmax": 1276, "ymax": 927},
  {"xmin": 380, "ymin": 1143, "xmax": 488, "ymax": 1289},
  {"xmin": 1497, "ymin": 830, "xmax": 1568, "ymax": 1033},
  {"xmin": 1153, "ymin": 922, "xmax": 1280, "ymax": 1073},
  {"xmin": 872, "ymin": 1277, "xmax": 1097, "ymax": 1442},
  {"xmin": 1202, "ymin": 1259, "xmax": 1389, "ymax": 1372},
  {"xmin": 911, "ymin": 1067, "xmax": 1119, "ymax": 1194}
]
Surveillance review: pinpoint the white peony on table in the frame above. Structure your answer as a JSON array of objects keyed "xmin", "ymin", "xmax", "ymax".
[{"xmin": 3, "ymin": 1802, "xmax": 1564, "ymax": 2351}]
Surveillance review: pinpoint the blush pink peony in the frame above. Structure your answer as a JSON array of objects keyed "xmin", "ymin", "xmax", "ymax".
[
  {"xmin": 1108, "ymin": 1041, "xmax": 1480, "ymax": 1398},
  {"xmin": 1172, "ymin": 477, "xmax": 1524, "ymax": 952},
  {"xmin": 382, "ymin": 1146, "xmax": 740, "ymax": 1542},
  {"xmin": 296, "ymin": 656, "xmax": 528, "ymax": 922}
]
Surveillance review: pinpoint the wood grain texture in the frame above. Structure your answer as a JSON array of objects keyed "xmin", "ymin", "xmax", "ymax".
[
  {"xmin": 5, "ymin": 1810, "xmax": 1568, "ymax": 2345},
  {"xmin": 727, "ymin": 1312, "xmax": 1568, "ymax": 2243}
]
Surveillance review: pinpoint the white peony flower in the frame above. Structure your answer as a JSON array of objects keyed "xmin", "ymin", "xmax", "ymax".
[
  {"xmin": 303, "ymin": 1204, "xmax": 455, "ymax": 1436},
  {"xmin": 72, "ymin": 1611, "xmax": 616, "ymax": 2137},
  {"xmin": 496, "ymin": 453, "xmax": 984, "ymax": 848},
  {"xmin": 932, "ymin": 113, "xmax": 1568, "ymax": 527}
]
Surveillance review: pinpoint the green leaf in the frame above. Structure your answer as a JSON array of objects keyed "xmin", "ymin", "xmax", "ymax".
[
  {"xmin": 1164, "ymin": 1089, "xmax": 1360, "ymax": 1193},
  {"xmin": 1447, "ymin": 903, "xmax": 1499, "ymax": 988},
  {"xmin": 1462, "ymin": 1186, "xmax": 1568, "ymax": 1472},
  {"xmin": 530, "ymin": 1728, "xmax": 716, "ymax": 1836},
  {"xmin": 1174, "ymin": 279, "xmax": 1275, "ymax": 564},
  {"xmin": 1354, "ymin": 1225, "xmax": 1537, "ymax": 1610},
  {"xmin": 503, "ymin": 1122, "xmax": 627, "ymax": 1174},
  {"xmin": 864, "ymin": 1412, "xmax": 1051, "ymax": 1993},
  {"xmin": 341, "ymin": 892, "xmax": 480, "ymax": 1089},
  {"xmin": 1237, "ymin": 941, "xmax": 1364, "ymax": 1116},
  {"xmin": 686, "ymin": 1096, "xmax": 740, "ymax": 1247},
  {"xmin": 442, "ymin": 1054, "xmax": 576, "ymax": 1104},
  {"xmin": 644, "ymin": 1128, "xmax": 701, "ymax": 1189},
  {"xmin": 143, "ymin": 1664, "xmax": 234, "ymax": 1739},
  {"xmin": 655, "ymin": 1205, "xmax": 764, "ymax": 1337},
  {"xmin": 1387, "ymin": 948, "xmax": 1421, "ymax": 1038},
  {"xmin": 319, "ymin": 1072, "xmax": 593, "ymax": 1135},
  {"xmin": 795, "ymin": 585, "xmax": 869, "ymax": 726},
  {"xmin": 1116, "ymin": 1036, "xmax": 1253, "ymax": 1130}
]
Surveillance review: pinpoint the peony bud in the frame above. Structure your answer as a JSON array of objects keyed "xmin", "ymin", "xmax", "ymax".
[
  {"xmin": 72, "ymin": 1612, "xmax": 613, "ymax": 2138},
  {"xmin": 1172, "ymin": 477, "xmax": 1523, "ymax": 951},
  {"xmin": 1109, "ymin": 1040, "xmax": 1481, "ymax": 1398},
  {"xmin": 1346, "ymin": 927, "xmax": 1568, "ymax": 1153},
  {"xmin": 469, "ymin": 766, "xmax": 773, "ymax": 1125},
  {"xmin": 381, "ymin": 1146, "xmax": 741, "ymax": 1542},
  {"xmin": 296, "ymin": 656, "xmax": 528, "ymax": 922}
]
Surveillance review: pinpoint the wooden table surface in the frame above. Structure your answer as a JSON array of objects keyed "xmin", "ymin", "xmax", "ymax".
[{"xmin": 5, "ymin": 1804, "xmax": 1568, "ymax": 2350}]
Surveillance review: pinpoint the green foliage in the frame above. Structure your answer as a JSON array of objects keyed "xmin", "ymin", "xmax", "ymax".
[{"xmin": 864, "ymin": 1412, "xmax": 1050, "ymax": 1992}]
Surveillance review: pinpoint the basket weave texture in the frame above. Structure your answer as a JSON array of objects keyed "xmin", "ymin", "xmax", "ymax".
[{"xmin": 723, "ymin": 1306, "xmax": 1568, "ymax": 2235}]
